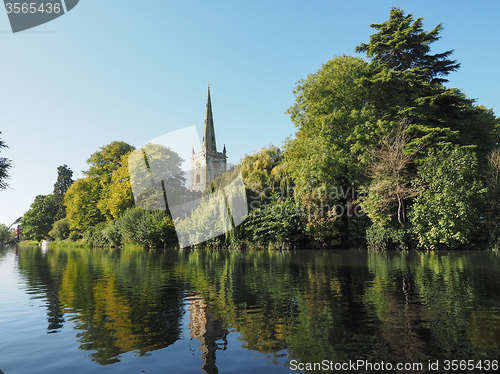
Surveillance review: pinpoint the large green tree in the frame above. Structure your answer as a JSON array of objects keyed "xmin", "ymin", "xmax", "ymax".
[
  {"xmin": 284, "ymin": 55, "xmax": 384, "ymax": 245},
  {"xmin": 0, "ymin": 132, "xmax": 12, "ymax": 190},
  {"xmin": 285, "ymin": 55, "xmax": 380, "ymax": 191},
  {"xmin": 239, "ymin": 145, "xmax": 291, "ymax": 194},
  {"xmin": 22, "ymin": 194, "xmax": 58, "ymax": 241}
]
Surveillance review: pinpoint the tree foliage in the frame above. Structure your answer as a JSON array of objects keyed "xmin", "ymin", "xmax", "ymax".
[
  {"xmin": 85, "ymin": 141, "xmax": 135, "ymax": 183},
  {"xmin": 355, "ymin": 7, "xmax": 499, "ymax": 163},
  {"xmin": 101, "ymin": 150, "xmax": 135, "ymax": 220},
  {"xmin": 409, "ymin": 147, "xmax": 485, "ymax": 249},
  {"xmin": 65, "ymin": 141, "xmax": 135, "ymax": 230},
  {"xmin": 0, "ymin": 132, "xmax": 12, "ymax": 190},
  {"xmin": 65, "ymin": 177, "xmax": 104, "ymax": 232},
  {"xmin": 22, "ymin": 194, "xmax": 58, "ymax": 241},
  {"xmin": 53, "ymin": 164, "xmax": 74, "ymax": 220},
  {"xmin": 361, "ymin": 120, "xmax": 422, "ymax": 227},
  {"xmin": 128, "ymin": 143, "xmax": 186, "ymax": 212},
  {"xmin": 482, "ymin": 148, "xmax": 500, "ymax": 247},
  {"xmin": 284, "ymin": 55, "xmax": 385, "ymax": 245},
  {"xmin": 0, "ymin": 223, "xmax": 11, "ymax": 242},
  {"xmin": 285, "ymin": 55, "xmax": 382, "ymax": 192},
  {"xmin": 49, "ymin": 217, "xmax": 70, "ymax": 241},
  {"xmin": 280, "ymin": 7, "xmax": 499, "ymax": 249},
  {"xmin": 355, "ymin": 7, "xmax": 459, "ymax": 83},
  {"xmin": 239, "ymin": 145, "xmax": 292, "ymax": 193}
]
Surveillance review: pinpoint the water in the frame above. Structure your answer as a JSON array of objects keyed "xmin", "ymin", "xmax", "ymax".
[{"xmin": 0, "ymin": 245, "xmax": 499, "ymax": 373}]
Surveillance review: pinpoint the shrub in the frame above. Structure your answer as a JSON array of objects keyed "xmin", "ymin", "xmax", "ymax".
[
  {"xmin": 366, "ymin": 223, "xmax": 408, "ymax": 251},
  {"xmin": 49, "ymin": 218, "xmax": 70, "ymax": 241}
]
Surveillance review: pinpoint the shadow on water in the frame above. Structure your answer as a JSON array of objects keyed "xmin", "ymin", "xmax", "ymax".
[{"xmin": 12, "ymin": 245, "xmax": 500, "ymax": 373}]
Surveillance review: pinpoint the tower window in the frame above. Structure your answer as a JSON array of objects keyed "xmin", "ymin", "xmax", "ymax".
[{"xmin": 196, "ymin": 174, "xmax": 201, "ymax": 184}]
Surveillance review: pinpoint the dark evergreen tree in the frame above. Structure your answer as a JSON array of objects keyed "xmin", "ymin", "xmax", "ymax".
[
  {"xmin": 53, "ymin": 164, "xmax": 74, "ymax": 220},
  {"xmin": 355, "ymin": 7, "xmax": 459, "ymax": 83},
  {"xmin": 356, "ymin": 7, "xmax": 499, "ymax": 165}
]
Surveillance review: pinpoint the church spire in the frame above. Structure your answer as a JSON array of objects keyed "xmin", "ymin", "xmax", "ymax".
[{"xmin": 202, "ymin": 84, "xmax": 217, "ymax": 153}]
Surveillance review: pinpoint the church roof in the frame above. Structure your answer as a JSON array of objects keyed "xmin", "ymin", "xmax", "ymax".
[{"xmin": 202, "ymin": 86, "xmax": 217, "ymax": 153}]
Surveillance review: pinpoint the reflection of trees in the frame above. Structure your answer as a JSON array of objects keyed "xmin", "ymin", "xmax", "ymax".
[
  {"xmin": 17, "ymin": 246, "xmax": 185, "ymax": 365},
  {"xmin": 14, "ymin": 245, "xmax": 500, "ymax": 371},
  {"xmin": 16, "ymin": 245, "xmax": 65, "ymax": 333},
  {"xmin": 178, "ymin": 250, "xmax": 500, "ymax": 370},
  {"xmin": 365, "ymin": 251, "xmax": 500, "ymax": 367}
]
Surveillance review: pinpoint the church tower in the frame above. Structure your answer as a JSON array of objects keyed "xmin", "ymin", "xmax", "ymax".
[{"xmin": 190, "ymin": 86, "xmax": 227, "ymax": 192}]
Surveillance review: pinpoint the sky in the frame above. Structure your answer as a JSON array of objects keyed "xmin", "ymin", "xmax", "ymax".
[{"xmin": 1, "ymin": 0, "xmax": 499, "ymax": 227}]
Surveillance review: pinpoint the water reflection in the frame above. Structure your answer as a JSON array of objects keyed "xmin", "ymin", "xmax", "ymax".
[
  {"xmin": 188, "ymin": 293, "xmax": 228, "ymax": 373},
  {"xmin": 13, "ymin": 246, "xmax": 500, "ymax": 372}
]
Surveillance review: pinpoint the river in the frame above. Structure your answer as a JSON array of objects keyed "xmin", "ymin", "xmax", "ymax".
[{"xmin": 0, "ymin": 245, "xmax": 499, "ymax": 373}]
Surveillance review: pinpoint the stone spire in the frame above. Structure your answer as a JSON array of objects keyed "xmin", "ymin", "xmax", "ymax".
[{"xmin": 202, "ymin": 85, "xmax": 217, "ymax": 153}]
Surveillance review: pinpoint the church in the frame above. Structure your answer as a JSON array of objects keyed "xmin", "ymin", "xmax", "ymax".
[{"xmin": 190, "ymin": 86, "xmax": 227, "ymax": 192}]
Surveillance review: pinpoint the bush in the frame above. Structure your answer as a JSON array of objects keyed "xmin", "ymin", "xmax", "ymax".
[
  {"xmin": 241, "ymin": 196, "xmax": 306, "ymax": 249},
  {"xmin": 409, "ymin": 147, "xmax": 485, "ymax": 250},
  {"xmin": 49, "ymin": 218, "xmax": 70, "ymax": 241},
  {"xmin": 117, "ymin": 207, "xmax": 178, "ymax": 248},
  {"xmin": 366, "ymin": 223, "xmax": 408, "ymax": 251},
  {"xmin": 102, "ymin": 221, "xmax": 122, "ymax": 247},
  {"xmin": 69, "ymin": 231, "xmax": 81, "ymax": 241}
]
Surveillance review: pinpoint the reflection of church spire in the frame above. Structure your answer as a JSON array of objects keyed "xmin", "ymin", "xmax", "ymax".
[
  {"xmin": 188, "ymin": 293, "xmax": 228, "ymax": 374},
  {"xmin": 202, "ymin": 85, "xmax": 217, "ymax": 153}
]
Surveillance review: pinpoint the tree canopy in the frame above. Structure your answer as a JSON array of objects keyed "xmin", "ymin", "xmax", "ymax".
[
  {"xmin": 22, "ymin": 194, "xmax": 58, "ymax": 241},
  {"xmin": 53, "ymin": 164, "xmax": 74, "ymax": 220},
  {"xmin": 85, "ymin": 141, "xmax": 135, "ymax": 183},
  {"xmin": 282, "ymin": 7, "xmax": 499, "ymax": 249},
  {"xmin": 0, "ymin": 132, "xmax": 12, "ymax": 190}
]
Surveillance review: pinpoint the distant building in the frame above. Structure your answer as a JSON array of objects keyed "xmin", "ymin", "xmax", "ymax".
[{"xmin": 190, "ymin": 86, "xmax": 227, "ymax": 192}]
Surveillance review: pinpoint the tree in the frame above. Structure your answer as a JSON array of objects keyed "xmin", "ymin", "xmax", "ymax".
[
  {"xmin": 64, "ymin": 141, "xmax": 135, "ymax": 230},
  {"xmin": 128, "ymin": 143, "xmax": 186, "ymax": 213},
  {"xmin": 355, "ymin": 7, "xmax": 459, "ymax": 83},
  {"xmin": 53, "ymin": 164, "xmax": 74, "ymax": 220},
  {"xmin": 0, "ymin": 132, "xmax": 12, "ymax": 190},
  {"xmin": 49, "ymin": 218, "xmax": 70, "ymax": 241},
  {"xmin": 22, "ymin": 194, "xmax": 58, "ymax": 241},
  {"xmin": 361, "ymin": 120, "xmax": 422, "ymax": 228},
  {"xmin": 0, "ymin": 223, "xmax": 11, "ymax": 243},
  {"xmin": 100, "ymin": 150, "xmax": 135, "ymax": 220},
  {"xmin": 355, "ymin": 7, "xmax": 499, "ymax": 164},
  {"xmin": 65, "ymin": 177, "xmax": 104, "ymax": 232},
  {"xmin": 284, "ymin": 55, "xmax": 384, "ymax": 245},
  {"xmin": 239, "ymin": 145, "xmax": 292, "ymax": 193},
  {"xmin": 409, "ymin": 146, "xmax": 485, "ymax": 249},
  {"xmin": 285, "ymin": 55, "xmax": 380, "ymax": 191},
  {"xmin": 482, "ymin": 148, "xmax": 500, "ymax": 246},
  {"xmin": 85, "ymin": 141, "xmax": 135, "ymax": 183}
]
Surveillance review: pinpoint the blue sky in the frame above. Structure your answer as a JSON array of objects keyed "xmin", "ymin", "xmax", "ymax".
[{"xmin": 1, "ymin": 0, "xmax": 499, "ymax": 227}]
